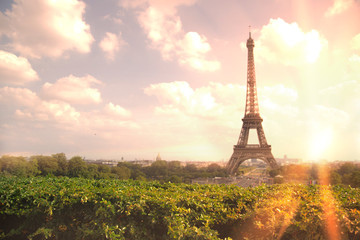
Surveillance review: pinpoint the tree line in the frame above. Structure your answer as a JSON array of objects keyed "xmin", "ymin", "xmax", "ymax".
[
  {"xmin": 0, "ymin": 153, "xmax": 228, "ymax": 183},
  {"xmin": 269, "ymin": 162, "xmax": 360, "ymax": 187}
]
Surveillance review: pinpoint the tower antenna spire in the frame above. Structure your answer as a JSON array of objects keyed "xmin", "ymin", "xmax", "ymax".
[{"xmin": 249, "ymin": 25, "xmax": 251, "ymax": 38}]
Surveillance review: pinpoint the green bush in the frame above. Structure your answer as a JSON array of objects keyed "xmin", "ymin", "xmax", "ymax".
[{"xmin": 0, "ymin": 177, "xmax": 359, "ymax": 240}]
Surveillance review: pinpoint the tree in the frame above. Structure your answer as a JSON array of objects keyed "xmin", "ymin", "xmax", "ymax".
[
  {"xmin": 147, "ymin": 160, "xmax": 168, "ymax": 178},
  {"xmin": 168, "ymin": 161, "xmax": 182, "ymax": 171},
  {"xmin": 268, "ymin": 169, "xmax": 280, "ymax": 178},
  {"xmin": 330, "ymin": 171, "xmax": 342, "ymax": 185},
  {"xmin": 68, "ymin": 156, "xmax": 87, "ymax": 177},
  {"xmin": 97, "ymin": 164, "xmax": 115, "ymax": 179},
  {"xmin": 86, "ymin": 164, "xmax": 99, "ymax": 179},
  {"xmin": 31, "ymin": 155, "xmax": 59, "ymax": 176},
  {"xmin": 169, "ymin": 175, "xmax": 182, "ymax": 183},
  {"xmin": 52, "ymin": 153, "xmax": 68, "ymax": 175},
  {"xmin": 184, "ymin": 163, "xmax": 197, "ymax": 172},
  {"xmin": 0, "ymin": 155, "xmax": 38, "ymax": 177},
  {"xmin": 351, "ymin": 171, "xmax": 360, "ymax": 188},
  {"xmin": 111, "ymin": 166, "xmax": 131, "ymax": 179},
  {"xmin": 338, "ymin": 163, "xmax": 356, "ymax": 176},
  {"xmin": 207, "ymin": 163, "xmax": 221, "ymax": 172}
]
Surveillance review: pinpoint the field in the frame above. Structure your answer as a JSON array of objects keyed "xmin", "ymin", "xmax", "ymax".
[{"xmin": 1, "ymin": 176, "xmax": 360, "ymax": 239}]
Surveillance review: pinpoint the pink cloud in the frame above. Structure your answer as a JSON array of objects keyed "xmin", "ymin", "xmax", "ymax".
[
  {"xmin": 0, "ymin": 0, "xmax": 94, "ymax": 58},
  {"xmin": 42, "ymin": 75, "xmax": 102, "ymax": 104},
  {"xmin": 0, "ymin": 50, "xmax": 39, "ymax": 85}
]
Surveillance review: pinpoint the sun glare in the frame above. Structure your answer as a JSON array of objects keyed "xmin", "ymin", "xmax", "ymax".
[{"xmin": 308, "ymin": 127, "xmax": 333, "ymax": 161}]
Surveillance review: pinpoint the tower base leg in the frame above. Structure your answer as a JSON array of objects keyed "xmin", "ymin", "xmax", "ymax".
[{"xmin": 227, "ymin": 148, "xmax": 278, "ymax": 175}]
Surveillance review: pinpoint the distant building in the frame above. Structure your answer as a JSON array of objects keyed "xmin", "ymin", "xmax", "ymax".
[
  {"xmin": 156, "ymin": 153, "xmax": 162, "ymax": 161},
  {"xmin": 276, "ymin": 155, "xmax": 301, "ymax": 166},
  {"xmin": 84, "ymin": 159, "xmax": 118, "ymax": 166},
  {"xmin": 126, "ymin": 160, "xmax": 154, "ymax": 166}
]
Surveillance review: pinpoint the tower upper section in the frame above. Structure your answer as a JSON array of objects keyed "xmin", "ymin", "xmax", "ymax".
[
  {"xmin": 244, "ymin": 31, "xmax": 260, "ymax": 117},
  {"xmin": 246, "ymin": 32, "xmax": 255, "ymax": 48}
]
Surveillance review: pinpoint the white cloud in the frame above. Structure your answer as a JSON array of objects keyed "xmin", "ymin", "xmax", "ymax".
[
  {"xmin": 305, "ymin": 105, "xmax": 351, "ymax": 160},
  {"xmin": 42, "ymin": 75, "xmax": 102, "ymax": 104},
  {"xmin": 0, "ymin": 86, "xmax": 80, "ymax": 124},
  {"xmin": 351, "ymin": 33, "xmax": 360, "ymax": 51},
  {"xmin": 0, "ymin": 50, "xmax": 39, "ymax": 85},
  {"xmin": 325, "ymin": 0, "xmax": 354, "ymax": 16},
  {"xmin": 0, "ymin": 86, "xmax": 137, "ymax": 137},
  {"xmin": 120, "ymin": 0, "xmax": 197, "ymax": 14},
  {"xmin": 306, "ymin": 105, "xmax": 350, "ymax": 127},
  {"xmin": 0, "ymin": 86, "xmax": 40, "ymax": 107},
  {"xmin": 255, "ymin": 18, "xmax": 327, "ymax": 65},
  {"xmin": 349, "ymin": 54, "xmax": 360, "ymax": 63},
  {"xmin": 319, "ymin": 80, "xmax": 360, "ymax": 111},
  {"xmin": 99, "ymin": 32, "xmax": 126, "ymax": 60},
  {"xmin": 0, "ymin": 0, "xmax": 94, "ymax": 58},
  {"xmin": 144, "ymin": 82, "xmax": 300, "ymax": 123},
  {"xmin": 105, "ymin": 102, "xmax": 132, "ymax": 118},
  {"xmin": 33, "ymin": 100, "xmax": 81, "ymax": 123},
  {"xmin": 259, "ymin": 85, "xmax": 299, "ymax": 118},
  {"xmin": 144, "ymin": 81, "xmax": 226, "ymax": 118},
  {"xmin": 128, "ymin": 2, "xmax": 220, "ymax": 71}
]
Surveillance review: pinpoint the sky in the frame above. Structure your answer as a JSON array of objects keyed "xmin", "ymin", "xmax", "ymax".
[{"xmin": 0, "ymin": 0, "xmax": 359, "ymax": 162}]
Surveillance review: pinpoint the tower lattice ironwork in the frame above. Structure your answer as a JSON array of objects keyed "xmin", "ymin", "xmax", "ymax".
[{"xmin": 227, "ymin": 31, "xmax": 278, "ymax": 174}]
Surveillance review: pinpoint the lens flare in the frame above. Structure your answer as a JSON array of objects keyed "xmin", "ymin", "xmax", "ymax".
[{"xmin": 308, "ymin": 127, "xmax": 333, "ymax": 161}]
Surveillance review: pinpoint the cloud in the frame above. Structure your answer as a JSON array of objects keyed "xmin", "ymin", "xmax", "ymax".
[
  {"xmin": 259, "ymin": 85, "xmax": 299, "ymax": 118},
  {"xmin": 142, "ymin": 81, "xmax": 306, "ymax": 160},
  {"xmin": 0, "ymin": 86, "xmax": 137, "ymax": 135},
  {"xmin": 125, "ymin": 1, "xmax": 220, "ymax": 71},
  {"xmin": 120, "ymin": 0, "xmax": 197, "ymax": 14},
  {"xmin": 319, "ymin": 80, "xmax": 360, "ymax": 111},
  {"xmin": 0, "ymin": 50, "xmax": 39, "ymax": 85},
  {"xmin": 325, "ymin": 0, "xmax": 354, "ymax": 16},
  {"xmin": 103, "ymin": 14, "xmax": 123, "ymax": 25},
  {"xmin": 99, "ymin": 32, "xmax": 126, "ymax": 60},
  {"xmin": 0, "ymin": 86, "xmax": 80, "ymax": 124},
  {"xmin": 305, "ymin": 105, "xmax": 351, "ymax": 159},
  {"xmin": 42, "ymin": 75, "xmax": 102, "ymax": 104},
  {"xmin": 144, "ymin": 81, "xmax": 301, "ymax": 122},
  {"xmin": 255, "ymin": 18, "xmax": 327, "ymax": 65},
  {"xmin": 105, "ymin": 102, "xmax": 132, "ymax": 118},
  {"xmin": 0, "ymin": 0, "xmax": 94, "ymax": 58},
  {"xmin": 351, "ymin": 33, "xmax": 360, "ymax": 51},
  {"xmin": 23, "ymin": 101, "xmax": 81, "ymax": 123},
  {"xmin": 144, "ymin": 81, "xmax": 227, "ymax": 118},
  {"xmin": 0, "ymin": 86, "xmax": 40, "ymax": 107}
]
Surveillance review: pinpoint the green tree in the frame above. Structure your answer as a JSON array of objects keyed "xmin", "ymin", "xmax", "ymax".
[
  {"xmin": 330, "ymin": 171, "xmax": 342, "ymax": 185},
  {"xmin": 207, "ymin": 163, "xmax": 221, "ymax": 172},
  {"xmin": 31, "ymin": 155, "xmax": 59, "ymax": 176},
  {"xmin": 111, "ymin": 166, "xmax": 131, "ymax": 179},
  {"xmin": 168, "ymin": 175, "xmax": 182, "ymax": 183},
  {"xmin": 351, "ymin": 171, "xmax": 360, "ymax": 187},
  {"xmin": 97, "ymin": 164, "xmax": 115, "ymax": 179},
  {"xmin": 147, "ymin": 160, "xmax": 168, "ymax": 178},
  {"xmin": 52, "ymin": 153, "xmax": 68, "ymax": 175},
  {"xmin": 68, "ymin": 156, "xmax": 87, "ymax": 177},
  {"xmin": 86, "ymin": 164, "xmax": 99, "ymax": 179},
  {"xmin": 0, "ymin": 155, "xmax": 38, "ymax": 177},
  {"xmin": 268, "ymin": 169, "xmax": 280, "ymax": 178},
  {"xmin": 184, "ymin": 163, "xmax": 197, "ymax": 172},
  {"xmin": 338, "ymin": 163, "xmax": 356, "ymax": 175},
  {"xmin": 168, "ymin": 161, "xmax": 182, "ymax": 171}
]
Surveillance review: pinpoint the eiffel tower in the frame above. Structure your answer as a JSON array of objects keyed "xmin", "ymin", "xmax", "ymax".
[{"xmin": 227, "ymin": 31, "xmax": 278, "ymax": 175}]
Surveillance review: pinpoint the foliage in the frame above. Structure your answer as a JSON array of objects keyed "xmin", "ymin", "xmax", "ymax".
[
  {"xmin": 1, "ymin": 177, "xmax": 360, "ymax": 240},
  {"xmin": 0, "ymin": 155, "xmax": 229, "ymax": 182},
  {"xmin": 333, "ymin": 163, "xmax": 360, "ymax": 187},
  {"xmin": 275, "ymin": 162, "xmax": 360, "ymax": 187}
]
